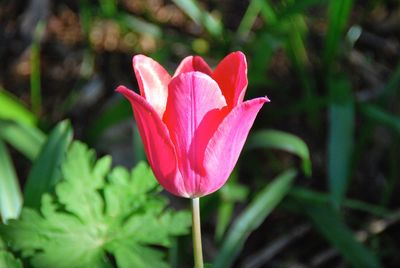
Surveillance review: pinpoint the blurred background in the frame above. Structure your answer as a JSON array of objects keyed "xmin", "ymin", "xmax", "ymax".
[{"xmin": 1, "ymin": 0, "xmax": 400, "ymax": 267}]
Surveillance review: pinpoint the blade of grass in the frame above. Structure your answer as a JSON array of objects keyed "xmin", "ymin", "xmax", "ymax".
[
  {"xmin": 304, "ymin": 202, "xmax": 382, "ymax": 268},
  {"xmin": 0, "ymin": 121, "xmax": 45, "ymax": 161},
  {"xmin": 172, "ymin": 0, "xmax": 222, "ymax": 37},
  {"xmin": 0, "ymin": 140, "xmax": 22, "ymax": 223},
  {"xmin": 246, "ymin": 129, "xmax": 311, "ymax": 176},
  {"xmin": 118, "ymin": 13, "xmax": 162, "ymax": 38},
  {"xmin": 328, "ymin": 75, "xmax": 354, "ymax": 208},
  {"xmin": 213, "ymin": 169, "xmax": 296, "ymax": 268},
  {"xmin": 0, "ymin": 89, "xmax": 37, "ymax": 126},
  {"xmin": 360, "ymin": 104, "xmax": 400, "ymax": 134},
  {"xmin": 289, "ymin": 186, "xmax": 390, "ymax": 217},
  {"xmin": 277, "ymin": 0, "xmax": 328, "ymax": 18},
  {"xmin": 30, "ymin": 21, "xmax": 46, "ymax": 116},
  {"xmin": 323, "ymin": 0, "xmax": 354, "ymax": 73},
  {"xmin": 216, "ymin": 171, "xmax": 249, "ymax": 242},
  {"xmin": 23, "ymin": 120, "xmax": 73, "ymax": 209},
  {"xmin": 237, "ymin": 0, "xmax": 277, "ymax": 38}
]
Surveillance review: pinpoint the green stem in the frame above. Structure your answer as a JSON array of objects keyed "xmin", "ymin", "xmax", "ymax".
[{"xmin": 191, "ymin": 197, "xmax": 204, "ymax": 268}]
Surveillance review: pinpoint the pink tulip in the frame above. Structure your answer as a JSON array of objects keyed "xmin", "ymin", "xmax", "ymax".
[{"xmin": 117, "ymin": 51, "xmax": 269, "ymax": 198}]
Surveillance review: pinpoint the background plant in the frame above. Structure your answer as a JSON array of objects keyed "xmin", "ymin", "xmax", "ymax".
[{"xmin": 0, "ymin": 0, "xmax": 399, "ymax": 267}]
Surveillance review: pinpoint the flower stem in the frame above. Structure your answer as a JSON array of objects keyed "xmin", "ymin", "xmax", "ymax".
[{"xmin": 191, "ymin": 197, "xmax": 204, "ymax": 268}]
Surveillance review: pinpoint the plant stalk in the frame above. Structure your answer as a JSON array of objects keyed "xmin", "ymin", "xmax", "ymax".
[{"xmin": 191, "ymin": 197, "xmax": 204, "ymax": 268}]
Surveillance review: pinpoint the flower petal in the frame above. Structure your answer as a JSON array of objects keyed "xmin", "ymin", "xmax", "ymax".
[
  {"xmin": 212, "ymin": 51, "xmax": 248, "ymax": 108},
  {"xmin": 163, "ymin": 72, "xmax": 227, "ymax": 196},
  {"xmin": 201, "ymin": 97, "xmax": 269, "ymax": 196},
  {"xmin": 173, "ymin": 56, "xmax": 212, "ymax": 77},
  {"xmin": 116, "ymin": 86, "xmax": 188, "ymax": 197},
  {"xmin": 132, "ymin": 55, "xmax": 171, "ymax": 117}
]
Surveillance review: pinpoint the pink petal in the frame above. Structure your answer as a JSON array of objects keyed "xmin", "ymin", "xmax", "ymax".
[
  {"xmin": 163, "ymin": 72, "xmax": 227, "ymax": 197},
  {"xmin": 116, "ymin": 86, "xmax": 188, "ymax": 197},
  {"xmin": 132, "ymin": 55, "xmax": 171, "ymax": 117},
  {"xmin": 173, "ymin": 56, "xmax": 212, "ymax": 77},
  {"xmin": 212, "ymin": 51, "xmax": 248, "ymax": 108},
  {"xmin": 201, "ymin": 97, "xmax": 269, "ymax": 196}
]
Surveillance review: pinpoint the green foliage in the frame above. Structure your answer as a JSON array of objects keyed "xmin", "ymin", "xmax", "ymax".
[
  {"xmin": 0, "ymin": 140, "xmax": 22, "ymax": 223},
  {"xmin": 247, "ymin": 129, "xmax": 311, "ymax": 176},
  {"xmin": 214, "ymin": 169, "xmax": 297, "ymax": 268},
  {"xmin": 0, "ymin": 89, "xmax": 37, "ymax": 126},
  {"xmin": 0, "ymin": 237, "xmax": 22, "ymax": 268},
  {"xmin": 327, "ymin": 75, "xmax": 354, "ymax": 208},
  {"xmin": 1, "ymin": 142, "xmax": 190, "ymax": 268},
  {"xmin": 0, "ymin": 121, "xmax": 45, "ymax": 161},
  {"xmin": 304, "ymin": 202, "xmax": 382, "ymax": 268},
  {"xmin": 24, "ymin": 120, "xmax": 73, "ymax": 209}
]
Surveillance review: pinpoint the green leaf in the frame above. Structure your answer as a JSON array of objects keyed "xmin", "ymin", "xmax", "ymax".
[
  {"xmin": 237, "ymin": 0, "xmax": 277, "ymax": 38},
  {"xmin": 216, "ymin": 171, "xmax": 249, "ymax": 242},
  {"xmin": 360, "ymin": 104, "xmax": 400, "ymax": 135},
  {"xmin": 323, "ymin": 0, "xmax": 354, "ymax": 72},
  {"xmin": 328, "ymin": 75, "xmax": 354, "ymax": 207},
  {"xmin": 118, "ymin": 13, "xmax": 162, "ymax": 38},
  {"xmin": 0, "ymin": 237, "xmax": 22, "ymax": 268},
  {"xmin": 246, "ymin": 129, "xmax": 311, "ymax": 176},
  {"xmin": 304, "ymin": 202, "xmax": 382, "ymax": 268},
  {"xmin": 0, "ymin": 89, "xmax": 37, "ymax": 126},
  {"xmin": 172, "ymin": 0, "xmax": 222, "ymax": 37},
  {"xmin": 1, "ymin": 141, "xmax": 191, "ymax": 268},
  {"xmin": 289, "ymin": 186, "xmax": 390, "ymax": 217},
  {"xmin": 24, "ymin": 120, "xmax": 73, "ymax": 209},
  {"xmin": 0, "ymin": 120, "xmax": 45, "ymax": 161},
  {"xmin": 213, "ymin": 169, "xmax": 296, "ymax": 268},
  {"xmin": 0, "ymin": 140, "xmax": 22, "ymax": 223},
  {"xmin": 0, "ymin": 249, "xmax": 22, "ymax": 268},
  {"xmin": 30, "ymin": 21, "xmax": 46, "ymax": 116}
]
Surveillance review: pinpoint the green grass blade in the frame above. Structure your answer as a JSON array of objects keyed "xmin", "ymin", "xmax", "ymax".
[
  {"xmin": 0, "ymin": 140, "xmax": 22, "ymax": 223},
  {"xmin": 0, "ymin": 121, "xmax": 45, "ymax": 161},
  {"xmin": 361, "ymin": 104, "xmax": 400, "ymax": 134},
  {"xmin": 30, "ymin": 21, "xmax": 46, "ymax": 116},
  {"xmin": 0, "ymin": 89, "xmax": 37, "ymax": 126},
  {"xmin": 246, "ymin": 129, "xmax": 311, "ymax": 176},
  {"xmin": 323, "ymin": 0, "xmax": 354, "ymax": 72},
  {"xmin": 304, "ymin": 202, "xmax": 382, "ymax": 268},
  {"xmin": 118, "ymin": 13, "xmax": 162, "ymax": 38},
  {"xmin": 237, "ymin": 0, "xmax": 277, "ymax": 38},
  {"xmin": 289, "ymin": 186, "xmax": 390, "ymax": 217},
  {"xmin": 23, "ymin": 120, "xmax": 73, "ymax": 209},
  {"xmin": 213, "ymin": 169, "xmax": 296, "ymax": 268},
  {"xmin": 328, "ymin": 75, "xmax": 354, "ymax": 208},
  {"xmin": 172, "ymin": 0, "xmax": 222, "ymax": 37}
]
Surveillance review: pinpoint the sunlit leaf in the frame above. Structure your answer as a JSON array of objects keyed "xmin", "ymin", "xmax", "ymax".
[
  {"xmin": 0, "ymin": 120, "xmax": 45, "ymax": 161},
  {"xmin": 0, "ymin": 140, "xmax": 22, "ymax": 223},
  {"xmin": 0, "ymin": 89, "xmax": 37, "ymax": 126},
  {"xmin": 246, "ymin": 129, "xmax": 311, "ymax": 176}
]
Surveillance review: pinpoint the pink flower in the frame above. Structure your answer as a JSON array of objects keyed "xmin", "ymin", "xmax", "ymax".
[{"xmin": 117, "ymin": 52, "xmax": 269, "ymax": 198}]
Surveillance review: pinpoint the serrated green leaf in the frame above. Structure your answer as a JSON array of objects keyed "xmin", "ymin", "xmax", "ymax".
[
  {"xmin": 0, "ymin": 250, "xmax": 22, "ymax": 268},
  {"xmin": 0, "ymin": 140, "xmax": 22, "ymax": 223},
  {"xmin": 0, "ymin": 120, "xmax": 45, "ymax": 161},
  {"xmin": 214, "ymin": 169, "xmax": 296, "ymax": 268},
  {"xmin": 246, "ymin": 129, "xmax": 311, "ymax": 176},
  {"xmin": 24, "ymin": 120, "xmax": 73, "ymax": 209},
  {"xmin": 0, "ymin": 89, "xmax": 37, "ymax": 126},
  {"xmin": 1, "ymin": 141, "xmax": 190, "ymax": 268}
]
